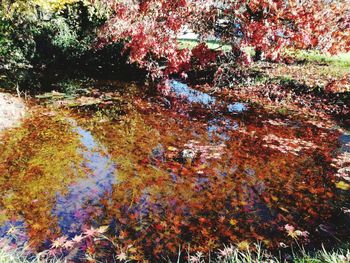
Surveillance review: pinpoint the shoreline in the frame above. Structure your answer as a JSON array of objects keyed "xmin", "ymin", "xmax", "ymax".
[{"xmin": 0, "ymin": 93, "xmax": 26, "ymax": 133}]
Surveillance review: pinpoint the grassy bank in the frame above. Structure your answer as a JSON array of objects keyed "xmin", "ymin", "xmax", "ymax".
[
  {"xmin": 178, "ymin": 38, "xmax": 350, "ymax": 66},
  {"xmin": 293, "ymin": 50, "xmax": 350, "ymax": 69},
  {"xmin": 178, "ymin": 39, "xmax": 232, "ymax": 52},
  {"xmin": 1, "ymin": 243, "xmax": 350, "ymax": 263}
]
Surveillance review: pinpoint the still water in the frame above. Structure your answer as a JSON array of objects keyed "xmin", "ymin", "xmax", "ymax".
[{"xmin": 0, "ymin": 80, "xmax": 349, "ymax": 260}]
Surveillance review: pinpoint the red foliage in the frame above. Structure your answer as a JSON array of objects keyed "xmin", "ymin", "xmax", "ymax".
[
  {"xmin": 97, "ymin": 0, "xmax": 195, "ymax": 78},
  {"xmin": 220, "ymin": 0, "xmax": 350, "ymax": 61},
  {"xmin": 191, "ymin": 43, "xmax": 218, "ymax": 67},
  {"xmin": 97, "ymin": 0, "xmax": 349, "ymax": 76}
]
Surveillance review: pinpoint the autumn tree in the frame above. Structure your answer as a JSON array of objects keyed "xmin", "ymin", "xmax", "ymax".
[
  {"xmin": 217, "ymin": 0, "xmax": 350, "ymax": 60},
  {"xmin": 98, "ymin": 0, "xmax": 350, "ymax": 77},
  {"xmin": 97, "ymin": 0, "xmax": 198, "ymax": 78}
]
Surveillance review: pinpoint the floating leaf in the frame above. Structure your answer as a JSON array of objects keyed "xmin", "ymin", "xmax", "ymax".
[
  {"xmin": 335, "ymin": 181, "xmax": 350, "ymax": 191},
  {"xmin": 237, "ymin": 241, "xmax": 250, "ymax": 251},
  {"xmin": 229, "ymin": 219, "xmax": 238, "ymax": 226},
  {"xmin": 97, "ymin": 225, "xmax": 109, "ymax": 234},
  {"xmin": 167, "ymin": 146, "xmax": 178, "ymax": 151}
]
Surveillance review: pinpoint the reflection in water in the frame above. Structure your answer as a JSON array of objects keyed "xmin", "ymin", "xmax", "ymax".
[
  {"xmin": 339, "ymin": 134, "xmax": 350, "ymax": 153},
  {"xmin": 227, "ymin": 102, "xmax": 246, "ymax": 113},
  {"xmin": 0, "ymin": 114, "xmax": 86, "ymax": 247},
  {"xmin": 169, "ymin": 80, "xmax": 216, "ymax": 106},
  {"xmin": 170, "ymin": 80, "xmax": 247, "ymax": 114},
  {"xmin": 0, "ymin": 80, "xmax": 349, "ymax": 260},
  {"xmin": 207, "ymin": 118, "xmax": 239, "ymax": 142},
  {"xmin": 53, "ymin": 127, "xmax": 116, "ymax": 235}
]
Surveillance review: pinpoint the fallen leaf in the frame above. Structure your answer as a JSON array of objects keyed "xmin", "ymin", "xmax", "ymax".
[{"xmin": 335, "ymin": 181, "xmax": 350, "ymax": 191}]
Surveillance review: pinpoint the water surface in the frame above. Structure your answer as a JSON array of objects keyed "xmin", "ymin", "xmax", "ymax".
[{"xmin": 0, "ymin": 80, "xmax": 349, "ymax": 260}]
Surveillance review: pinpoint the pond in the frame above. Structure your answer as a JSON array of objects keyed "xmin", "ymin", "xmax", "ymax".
[{"xmin": 0, "ymin": 80, "xmax": 349, "ymax": 261}]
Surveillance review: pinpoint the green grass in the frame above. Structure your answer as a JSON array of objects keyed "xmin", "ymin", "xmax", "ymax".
[
  {"xmin": 291, "ymin": 50, "xmax": 350, "ymax": 68},
  {"xmin": 178, "ymin": 38, "xmax": 350, "ymax": 69},
  {"xmin": 0, "ymin": 247, "xmax": 38, "ymax": 263},
  {"xmin": 178, "ymin": 39, "xmax": 232, "ymax": 51},
  {"xmin": 2, "ymin": 243, "xmax": 350, "ymax": 263},
  {"xmin": 0, "ymin": 242, "xmax": 62, "ymax": 263},
  {"xmin": 0, "ymin": 249, "xmax": 62, "ymax": 263}
]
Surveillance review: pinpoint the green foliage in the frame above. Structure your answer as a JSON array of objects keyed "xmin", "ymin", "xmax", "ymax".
[
  {"xmin": 0, "ymin": 0, "xmax": 110, "ymax": 91},
  {"xmin": 178, "ymin": 39, "xmax": 232, "ymax": 52},
  {"xmin": 35, "ymin": 1, "xmax": 109, "ymax": 61},
  {"xmin": 293, "ymin": 50, "xmax": 350, "ymax": 69},
  {"xmin": 0, "ymin": 2, "xmax": 38, "ymax": 89},
  {"xmin": 1, "ymin": 242, "xmax": 350, "ymax": 263}
]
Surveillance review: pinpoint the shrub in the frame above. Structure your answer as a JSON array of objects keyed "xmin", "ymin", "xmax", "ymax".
[{"xmin": 0, "ymin": 0, "xmax": 110, "ymax": 92}]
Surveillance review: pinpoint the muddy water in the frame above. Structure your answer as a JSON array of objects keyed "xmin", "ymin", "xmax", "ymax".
[{"xmin": 0, "ymin": 80, "xmax": 349, "ymax": 260}]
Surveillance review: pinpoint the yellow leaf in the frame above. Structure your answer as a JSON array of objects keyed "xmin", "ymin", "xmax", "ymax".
[
  {"xmin": 335, "ymin": 181, "xmax": 350, "ymax": 191},
  {"xmin": 271, "ymin": 195, "xmax": 279, "ymax": 201},
  {"xmin": 97, "ymin": 225, "xmax": 109, "ymax": 234},
  {"xmin": 128, "ymin": 247, "xmax": 137, "ymax": 254},
  {"xmin": 32, "ymin": 223, "xmax": 42, "ymax": 230},
  {"xmin": 167, "ymin": 146, "xmax": 178, "ymax": 151},
  {"xmin": 237, "ymin": 241, "xmax": 250, "ymax": 251},
  {"xmin": 288, "ymin": 231, "xmax": 298, "ymax": 239},
  {"xmin": 279, "ymin": 207, "xmax": 289, "ymax": 212},
  {"xmin": 0, "ymin": 212, "xmax": 8, "ymax": 224},
  {"xmin": 229, "ymin": 219, "xmax": 238, "ymax": 226}
]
